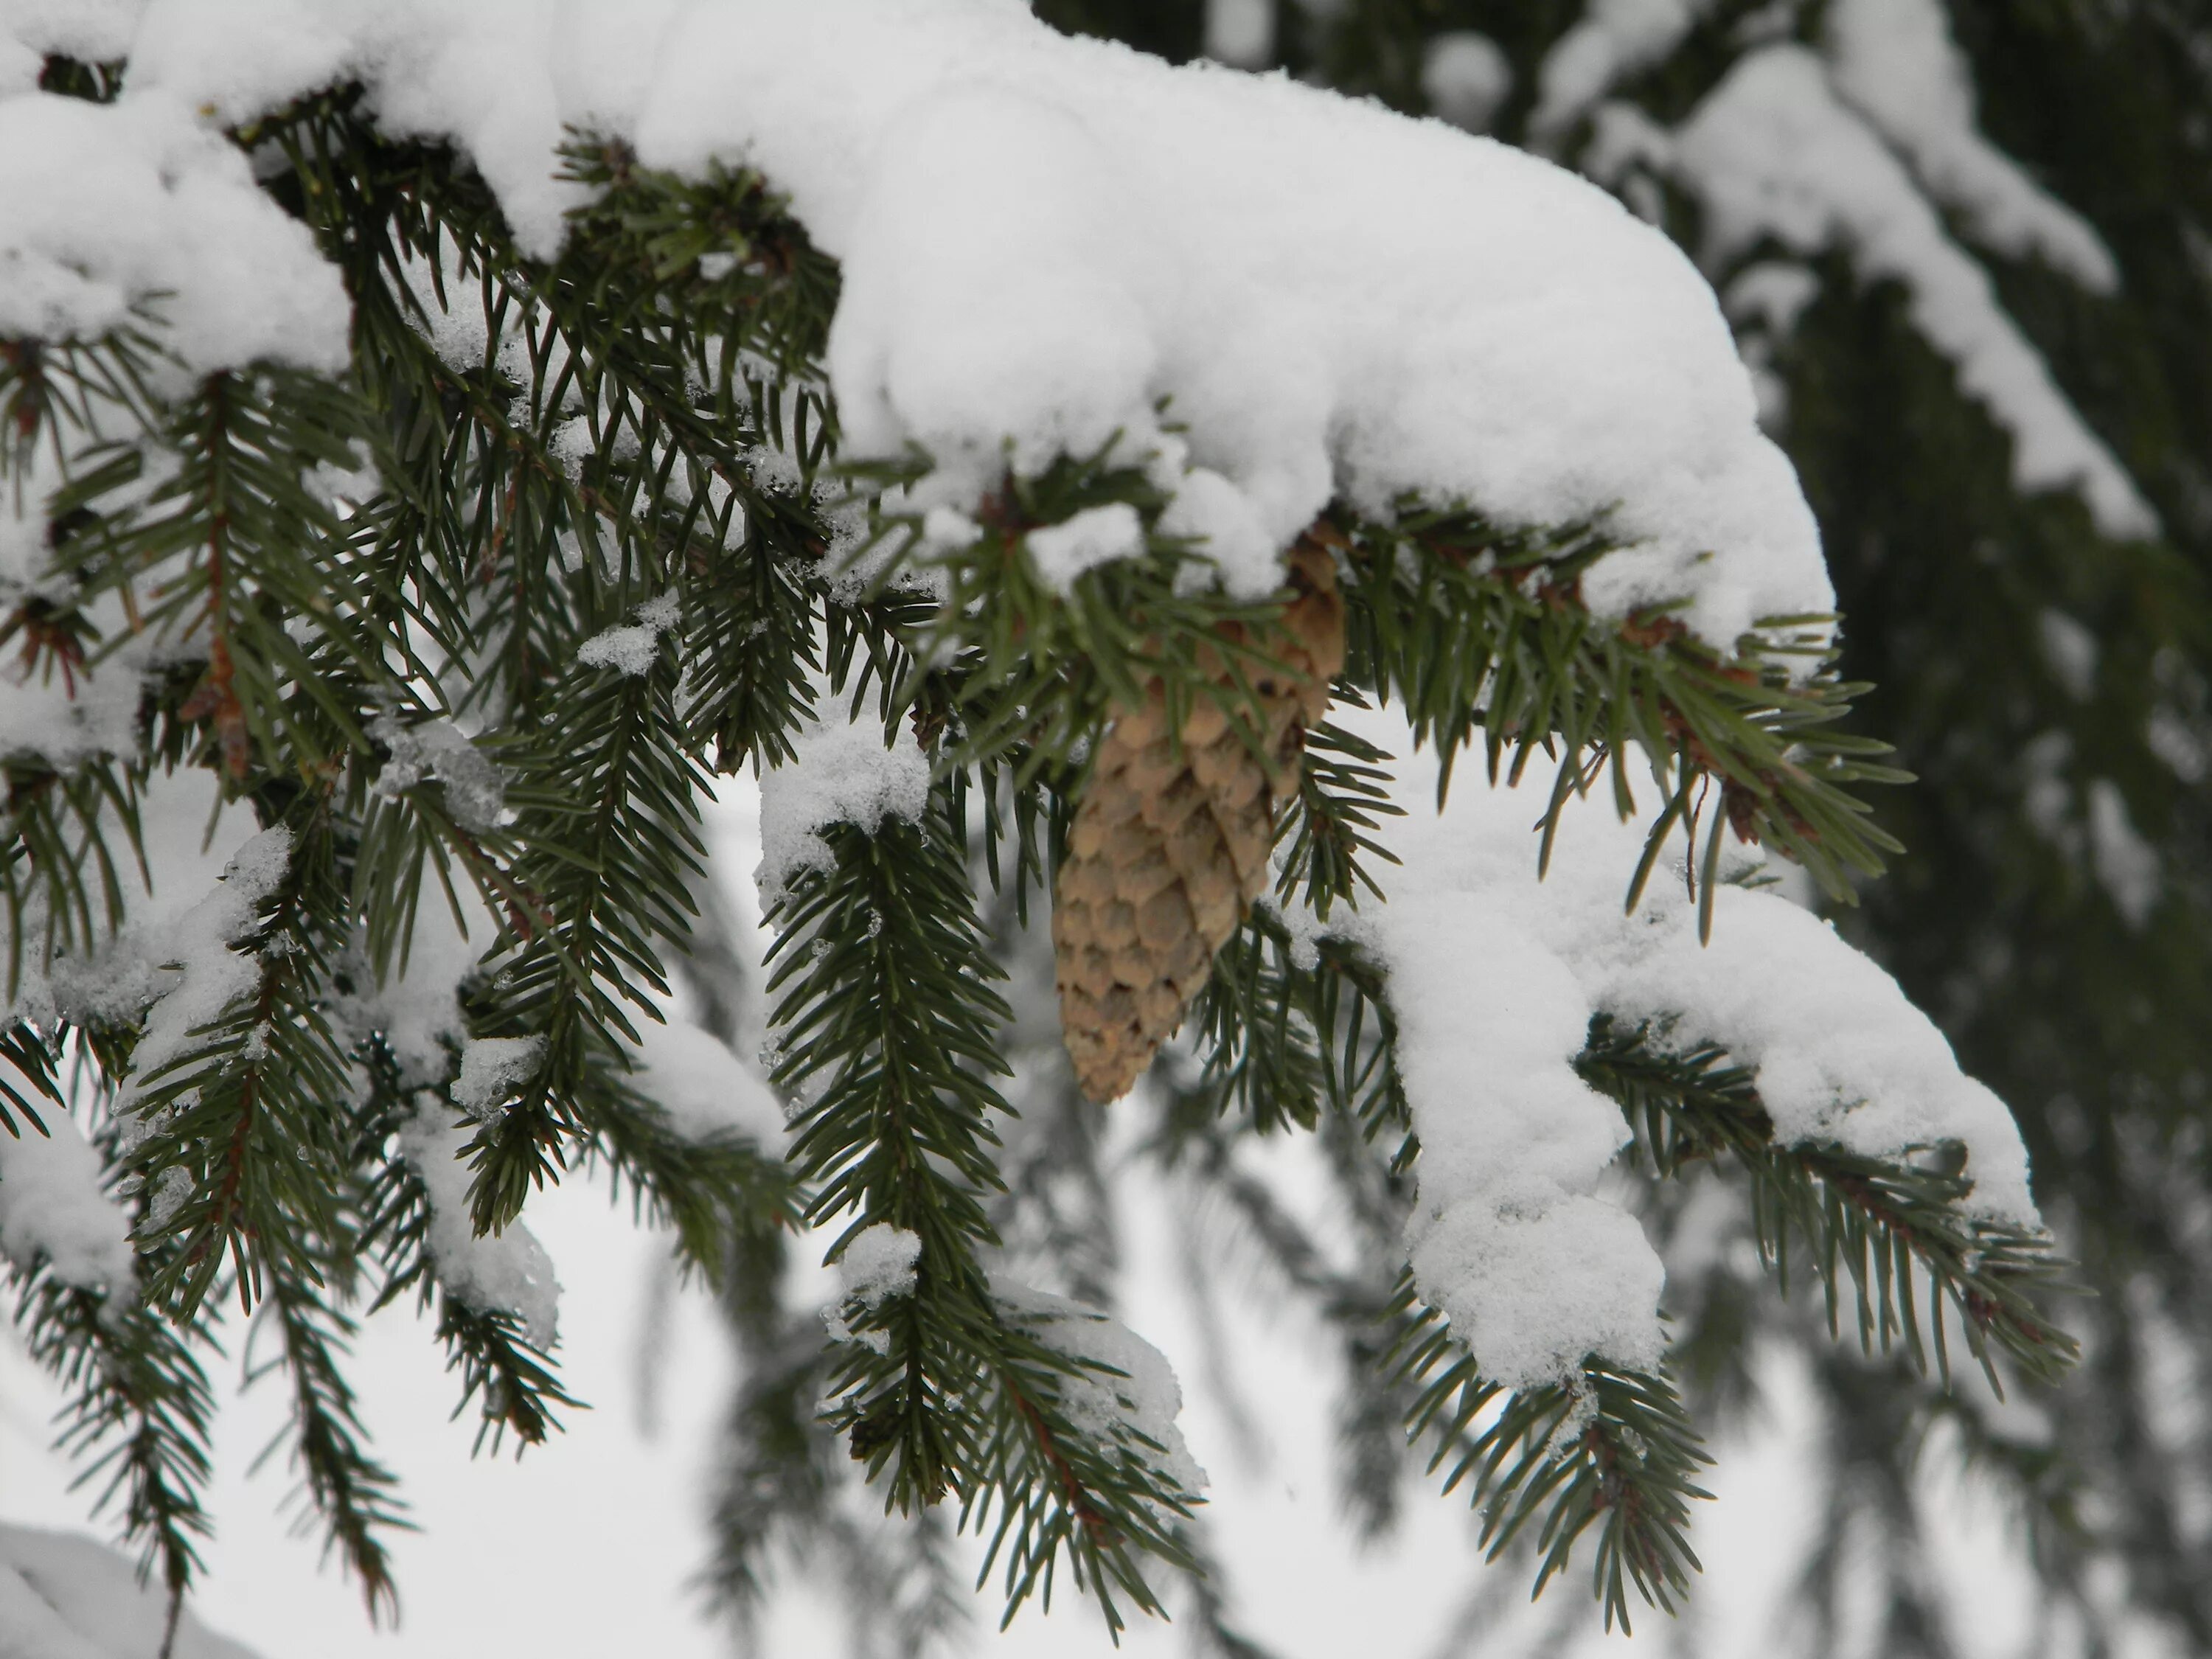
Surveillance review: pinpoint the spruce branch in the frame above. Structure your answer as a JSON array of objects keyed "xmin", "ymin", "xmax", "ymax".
[
  {"xmin": 246, "ymin": 1269, "xmax": 408, "ymax": 1617},
  {"xmin": 1, "ymin": 758, "xmax": 142, "ymax": 1000},
  {"xmin": 459, "ymin": 637, "xmax": 721, "ymax": 1239},
  {"xmin": 1385, "ymin": 1281, "xmax": 1713, "ymax": 1635},
  {"xmin": 1273, "ymin": 712, "xmax": 1405, "ymax": 921},
  {"xmin": 1332, "ymin": 505, "xmax": 1910, "ymax": 934},
  {"xmin": 0, "ymin": 1015, "xmax": 60, "ymax": 1138},
  {"xmin": 0, "ymin": 42, "xmax": 2070, "ymax": 1651},
  {"xmin": 1, "ymin": 328, "xmax": 169, "ymax": 987},
  {"xmin": 882, "ymin": 447, "xmax": 1301, "ymax": 804},
  {"xmin": 1578, "ymin": 1014, "xmax": 2079, "ymax": 1391},
  {"xmin": 586, "ymin": 1066, "xmax": 799, "ymax": 1285},
  {"xmin": 767, "ymin": 800, "xmax": 1199, "ymax": 1632},
  {"xmin": 354, "ymin": 1045, "xmax": 582, "ymax": 1454},
  {"xmin": 10, "ymin": 1260, "xmax": 216, "ymax": 1601},
  {"xmin": 124, "ymin": 807, "xmax": 357, "ymax": 1325},
  {"xmin": 1192, "ymin": 902, "xmax": 2076, "ymax": 1622},
  {"xmin": 35, "ymin": 54, "xmax": 126, "ymax": 103},
  {"xmin": 1189, "ymin": 904, "xmax": 1408, "ymax": 1149},
  {"xmin": 57, "ymin": 366, "xmax": 391, "ymax": 782}
]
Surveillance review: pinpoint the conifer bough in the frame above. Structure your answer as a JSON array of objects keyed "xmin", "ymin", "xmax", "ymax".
[{"xmin": 0, "ymin": 1, "xmax": 2073, "ymax": 1644}]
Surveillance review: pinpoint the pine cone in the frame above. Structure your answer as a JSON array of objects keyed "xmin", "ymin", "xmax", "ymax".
[{"xmin": 1054, "ymin": 535, "xmax": 1345, "ymax": 1102}]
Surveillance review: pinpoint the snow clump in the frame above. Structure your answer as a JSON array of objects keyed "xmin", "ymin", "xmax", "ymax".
[
  {"xmin": 396, "ymin": 1103, "xmax": 561, "ymax": 1350},
  {"xmin": 1277, "ymin": 708, "xmax": 2042, "ymax": 1386},
  {"xmin": 0, "ymin": 1089, "xmax": 136, "ymax": 1295},
  {"xmin": 824, "ymin": 1222, "xmax": 922, "ymax": 1353},
  {"xmin": 450, "ymin": 1035, "xmax": 545, "ymax": 1121},
  {"xmin": 369, "ymin": 712, "xmax": 510, "ymax": 833},
  {"xmin": 627, "ymin": 1019, "xmax": 786, "ymax": 1147},
  {"xmin": 111, "ymin": 826, "xmax": 293, "ymax": 1129},
  {"xmin": 995, "ymin": 1276, "xmax": 1207, "ymax": 1501},
  {"xmin": 755, "ymin": 687, "xmax": 932, "ymax": 908},
  {"xmin": 0, "ymin": 86, "xmax": 347, "ymax": 376},
  {"xmin": 577, "ymin": 592, "xmax": 682, "ymax": 678}
]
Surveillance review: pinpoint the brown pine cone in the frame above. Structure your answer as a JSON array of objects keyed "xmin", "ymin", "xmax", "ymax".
[{"xmin": 1054, "ymin": 533, "xmax": 1345, "ymax": 1102}]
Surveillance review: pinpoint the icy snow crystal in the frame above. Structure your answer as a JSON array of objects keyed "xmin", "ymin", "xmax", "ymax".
[
  {"xmin": 450, "ymin": 1035, "xmax": 544, "ymax": 1121},
  {"xmin": 823, "ymin": 1222, "xmax": 920, "ymax": 1354},
  {"xmin": 368, "ymin": 712, "xmax": 511, "ymax": 835},
  {"xmin": 838, "ymin": 1223, "xmax": 922, "ymax": 1307}
]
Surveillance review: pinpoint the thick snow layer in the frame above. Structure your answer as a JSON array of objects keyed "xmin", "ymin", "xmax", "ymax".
[
  {"xmin": 397, "ymin": 1103, "xmax": 560, "ymax": 1349},
  {"xmin": 0, "ymin": 1523, "xmax": 260, "ymax": 1659},
  {"xmin": 1281, "ymin": 709, "xmax": 2039, "ymax": 1385},
  {"xmin": 655, "ymin": 4, "xmax": 1825, "ymax": 639},
  {"xmin": 0, "ymin": 88, "xmax": 347, "ymax": 375},
  {"xmin": 1826, "ymin": 0, "xmax": 2118, "ymax": 291},
  {"xmin": 19, "ymin": 0, "xmax": 1833, "ymax": 648},
  {"xmin": 1672, "ymin": 46, "xmax": 2155, "ymax": 540},
  {"xmin": 754, "ymin": 690, "xmax": 931, "ymax": 907},
  {"xmin": 0, "ymin": 1, "xmax": 149, "ymax": 89},
  {"xmin": 0, "ymin": 1088, "xmax": 134, "ymax": 1295},
  {"xmin": 628, "ymin": 1018, "xmax": 785, "ymax": 1147}
]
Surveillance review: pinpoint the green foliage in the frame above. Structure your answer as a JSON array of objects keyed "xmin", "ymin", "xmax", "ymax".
[
  {"xmin": 1581, "ymin": 1013, "xmax": 2079, "ymax": 1393},
  {"xmin": 1031, "ymin": 0, "xmax": 2212, "ymax": 1649},
  {"xmin": 1392, "ymin": 1294, "xmax": 1713, "ymax": 1635},
  {"xmin": 0, "ymin": 27, "xmax": 2093, "ymax": 1651},
  {"xmin": 764, "ymin": 801, "xmax": 1200, "ymax": 1631},
  {"xmin": 15, "ymin": 1250, "xmax": 216, "ymax": 1600},
  {"xmin": 4, "ymin": 92, "xmax": 805, "ymax": 1619},
  {"xmin": 1334, "ymin": 507, "xmax": 1910, "ymax": 931}
]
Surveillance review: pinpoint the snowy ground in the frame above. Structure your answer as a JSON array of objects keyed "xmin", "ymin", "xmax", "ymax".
[{"xmin": 0, "ymin": 776, "xmax": 2039, "ymax": 1659}]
